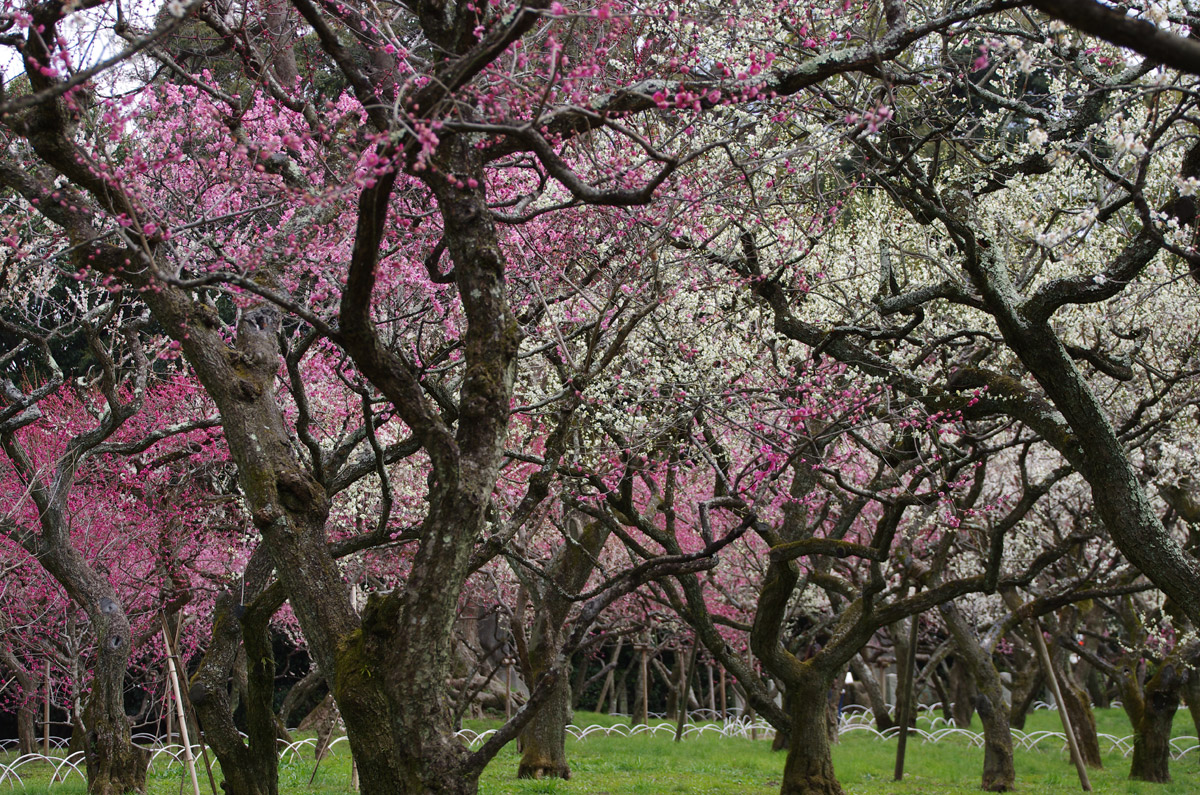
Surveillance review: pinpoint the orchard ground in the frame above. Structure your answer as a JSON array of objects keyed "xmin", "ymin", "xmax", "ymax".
[{"xmin": 5, "ymin": 710, "xmax": 1199, "ymax": 795}]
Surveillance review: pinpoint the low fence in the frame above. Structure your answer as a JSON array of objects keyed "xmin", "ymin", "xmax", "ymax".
[{"xmin": 2, "ymin": 703, "xmax": 1197, "ymax": 790}]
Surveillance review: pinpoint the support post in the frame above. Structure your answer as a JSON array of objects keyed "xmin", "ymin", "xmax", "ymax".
[
  {"xmin": 1002, "ymin": 589, "xmax": 1091, "ymax": 791},
  {"xmin": 505, "ymin": 657, "xmax": 513, "ymax": 720},
  {"xmin": 894, "ymin": 610, "xmax": 921, "ymax": 781},
  {"xmin": 674, "ymin": 635, "xmax": 699, "ymax": 742},
  {"xmin": 1030, "ymin": 620, "xmax": 1092, "ymax": 791},
  {"xmin": 42, "ymin": 660, "xmax": 50, "ymax": 755},
  {"xmin": 163, "ymin": 624, "xmax": 202, "ymax": 795},
  {"xmin": 720, "ymin": 665, "xmax": 727, "ymax": 721}
]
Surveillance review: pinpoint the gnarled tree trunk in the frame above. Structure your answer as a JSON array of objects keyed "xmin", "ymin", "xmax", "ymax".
[
  {"xmin": 780, "ymin": 672, "xmax": 843, "ymax": 795},
  {"xmin": 1057, "ymin": 673, "xmax": 1102, "ymax": 768},
  {"xmin": 1123, "ymin": 664, "xmax": 1183, "ymax": 783},
  {"xmin": 518, "ymin": 518, "xmax": 610, "ymax": 779},
  {"xmin": 189, "ymin": 556, "xmax": 283, "ymax": 795},
  {"xmin": 939, "ymin": 599, "xmax": 1014, "ymax": 791}
]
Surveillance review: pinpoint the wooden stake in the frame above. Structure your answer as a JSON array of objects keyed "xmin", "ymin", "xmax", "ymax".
[
  {"xmin": 1030, "ymin": 619, "xmax": 1092, "ymax": 791},
  {"xmin": 639, "ymin": 646, "xmax": 649, "ymax": 726},
  {"xmin": 160, "ymin": 615, "xmax": 219, "ymax": 795},
  {"xmin": 746, "ymin": 649, "xmax": 758, "ymax": 740},
  {"xmin": 162, "ymin": 626, "xmax": 201, "ymax": 795},
  {"xmin": 674, "ymin": 636, "xmax": 699, "ymax": 742},
  {"xmin": 505, "ymin": 659, "xmax": 513, "ymax": 720},
  {"xmin": 719, "ymin": 665, "xmax": 727, "ymax": 721},
  {"xmin": 43, "ymin": 660, "xmax": 50, "ymax": 755},
  {"xmin": 893, "ymin": 610, "xmax": 920, "ymax": 781},
  {"xmin": 1001, "ymin": 589, "xmax": 1090, "ymax": 791}
]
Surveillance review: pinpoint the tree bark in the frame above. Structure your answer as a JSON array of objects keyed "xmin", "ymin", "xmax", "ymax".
[
  {"xmin": 1058, "ymin": 674, "xmax": 1102, "ymax": 768},
  {"xmin": 189, "ymin": 557, "xmax": 283, "ymax": 795},
  {"xmin": 516, "ymin": 673, "xmax": 571, "ymax": 780},
  {"xmin": 518, "ymin": 518, "xmax": 610, "ymax": 779},
  {"xmin": 780, "ymin": 672, "xmax": 844, "ymax": 795},
  {"xmin": 17, "ymin": 701, "xmax": 37, "ymax": 756},
  {"xmin": 939, "ymin": 600, "xmax": 1014, "ymax": 791},
  {"xmin": 31, "ymin": 545, "xmax": 149, "ymax": 795},
  {"xmin": 849, "ymin": 655, "xmax": 895, "ymax": 732},
  {"xmin": 1124, "ymin": 664, "xmax": 1183, "ymax": 783},
  {"xmin": 948, "ymin": 657, "xmax": 977, "ymax": 729},
  {"xmin": 0, "ymin": 641, "xmax": 38, "ymax": 757},
  {"xmin": 1008, "ymin": 668, "xmax": 1042, "ymax": 730}
]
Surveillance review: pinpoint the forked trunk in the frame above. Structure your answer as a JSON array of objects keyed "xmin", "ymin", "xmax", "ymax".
[
  {"xmin": 1123, "ymin": 664, "xmax": 1182, "ymax": 783},
  {"xmin": 189, "ymin": 574, "xmax": 281, "ymax": 795},
  {"xmin": 780, "ymin": 673, "xmax": 843, "ymax": 795},
  {"xmin": 517, "ymin": 670, "xmax": 572, "ymax": 779}
]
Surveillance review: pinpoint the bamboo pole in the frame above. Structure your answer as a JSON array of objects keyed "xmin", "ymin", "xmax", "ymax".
[
  {"xmin": 893, "ymin": 611, "xmax": 920, "ymax": 781},
  {"xmin": 719, "ymin": 665, "xmax": 727, "ymax": 721},
  {"xmin": 1030, "ymin": 620, "xmax": 1092, "ymax": 791},
  {"xmin": 43, "ymin": 660, "xmax": 50, "ymax": 755},
  {"xmin": 674, "ymin": 636, "xmax": 699, "ymax": 742},
  {"xmin": 162, "ymin": 626, "xmax": 201, "ymax": 795},
  {"xmin": 161, "ymin": 615, "xmax": 219, "ymax": 795},
  {"xmin": 1001, "ymin": 589, "xmax": 1090, "ymax": 791}
]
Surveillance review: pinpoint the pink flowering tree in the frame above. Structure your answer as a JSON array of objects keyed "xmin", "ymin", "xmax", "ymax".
[
  {"xmin": 8, "ymin": 2, "xmax": 1200, "ymax": 795},
  {"xmin": 1, "ymin": 294, "xmax": 223, "ymax": 794}
]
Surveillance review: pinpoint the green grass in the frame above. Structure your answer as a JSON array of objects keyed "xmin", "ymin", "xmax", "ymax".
[{"xmin": 4, "ymin": 708, "xmax": 1199, "ymax": 794}]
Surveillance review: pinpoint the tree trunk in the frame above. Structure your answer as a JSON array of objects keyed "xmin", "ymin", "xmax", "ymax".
[
  {"xmin": 975, "ymin": 690, "xmax": 1015, "ymax": 792},
  {"xmin": 1125, "ymin": 664, "xmax": 1183, "ymax": 783},
  {"xmin": 83, "ymin": 624, "xmax": 149, "ymax": 795},
  {"xmin": 517, "ymin": 517, "xmax": 609, "ymax": 779},
  {"xmin": 0, "ymin": 645, "xmax": 39, "ymax": 757},
  {"xmin": 1184, "ymin": 664, "xmax": 1200, "ymax": 740},
  {"xmin": 17, "ymin": 701, "xmax": 37, "ymax": 756},
  {"xmin": 849, "ymin": 655, "xmax": 895, "ymax": 732},
  {"xmin": 279, "ymin": 666, "xmax": 325, "ymax": 729},
  {"xmin": 948, "ymin": 657, "xmax": 977, "ymax": 728},
  {"xmin": 939, "ymin": 599, "xmax": 1014, "ymax": 791},
  {"xmin": 516, "ymin": 672, "xmax": 571, "ymax": 780},
  {"xmin": 189, "ymin": 558, "xmax": 281, "ymax": 795},
  {"xmin": 1130, "ymin": 705, "xmax": 1176, "ymax": 783},
  {"xmin": 1007, "ymin": 648, "xmax": 1042, "ymax": 731},
  {"xmin": 34, "ymin": 549, "xmax": 149, "ymax": 795},
  {"xmin": 1058, "ymin": 675, "xmax": 1102, "ymax": 768},
  {"xmin": 780, "ymin": 672, "xmax": 843, "ymax": 795}
]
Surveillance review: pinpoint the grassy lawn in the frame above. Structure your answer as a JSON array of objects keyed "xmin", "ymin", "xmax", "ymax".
[{"xmin": 3, "ymin": 708, "xmax": 1198, "ymax": 794}]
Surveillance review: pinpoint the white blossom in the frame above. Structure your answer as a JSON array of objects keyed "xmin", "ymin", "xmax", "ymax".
[
  {"xmin": 1016, "ymin": 48, "xmax": 1036, "ymax": 73},
  {"xmin": 1176, "ymin": 175, "xmax": 1200, "ymax": 197}
]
